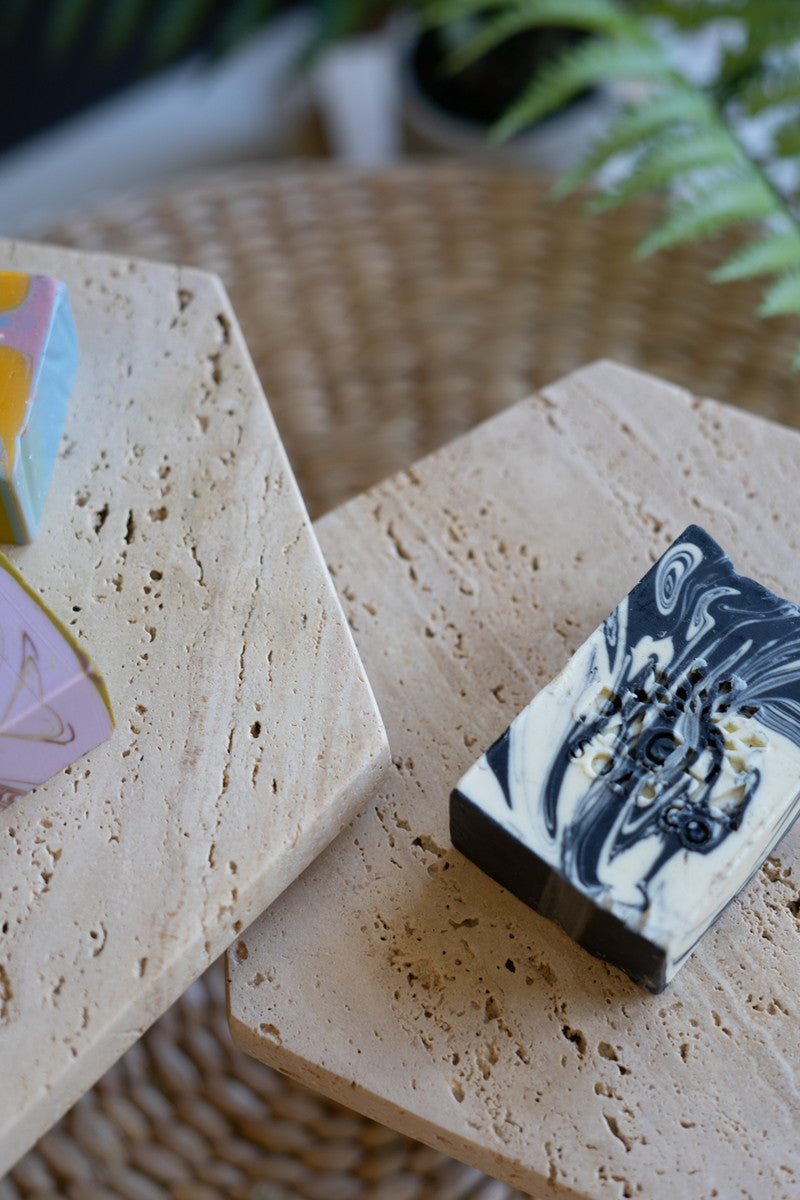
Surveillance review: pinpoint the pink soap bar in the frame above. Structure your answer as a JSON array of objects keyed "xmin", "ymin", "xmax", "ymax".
[{"xmin": 0, "ymin": 552, "xmax": 113, "ymax": 809}]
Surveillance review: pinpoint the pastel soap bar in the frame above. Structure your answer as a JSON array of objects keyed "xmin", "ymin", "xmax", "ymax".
[
  {"xmin": 451, "ymin": 526, "xmax": 800, "ymax": 991},
  {"xmin": 0, "ymin": 271, "xmax": 79, "ymax": 543},
  {"xmin": 0, "ymin": 551, "xmax": 113, "ymax": 809}
]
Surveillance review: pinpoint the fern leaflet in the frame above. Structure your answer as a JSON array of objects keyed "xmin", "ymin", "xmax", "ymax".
[
  {"xmin": 759, "ymin": 269, "xmax": 800, "ymax": 318},
  {"xmin": 443, "ymin": 1, "xmax": 634, "ymax": 73},
  {"xmin": 585, "ymin": 128, "xmax": 745, "ymax": 211},
  {"xmin": 634, "ymin": 173, "xmax": 782, "ymax": 258},
  {"xmin": 553, "ymin": 86, "xmax": 717, "ymax": 197},
  {"xmin": 712, "ymin": 228, "xmax": 800, "ymax": 281},
  {"xmin": 491, "ymin": 36, "xmax": 674, "ymax": 141}
]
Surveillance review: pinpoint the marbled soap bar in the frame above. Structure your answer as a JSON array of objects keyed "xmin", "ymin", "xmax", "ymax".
[
  {"xmin": 0, "ymin": 271, "xmax": 79, "ymax": 543},
  {"xmin": 0, "ymin": 551, "xmax": 113, "ymax": 809},
  {"xmin": 451, "ymin": 526, "xmax": 800, "ymax": 991}
]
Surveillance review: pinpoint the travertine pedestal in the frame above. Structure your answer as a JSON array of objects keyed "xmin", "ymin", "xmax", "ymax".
[
  {"xmin": 229, "ymin": 361, "xmax": 800, "ymax": 1200},
  {"xmin": 0, "ymin": 240, "xmax": 389, "ymax": 1171}
]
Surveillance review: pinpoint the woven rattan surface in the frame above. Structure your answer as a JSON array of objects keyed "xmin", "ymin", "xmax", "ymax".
[{"xmin": 5, "ymin": 160, "xmax": 800, "ymax": 1199}]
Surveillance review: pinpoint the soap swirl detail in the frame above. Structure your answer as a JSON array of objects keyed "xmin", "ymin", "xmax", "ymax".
[
  {"xmin": 0, "ymin": 628, "xmax": 76, "ymax": 806},
  {"xmin": 496, "ymin": 527, "xmax": 800, "ymax": 912}
]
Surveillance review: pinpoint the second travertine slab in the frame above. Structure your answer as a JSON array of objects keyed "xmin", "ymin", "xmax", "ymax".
[
  {"xmin": 0, "ymin": 239, "xmax": 389, "ymax": 1172},
  {"xmin": 229, "ymin": 361, "xmax": 800, "ymax": 1200}
]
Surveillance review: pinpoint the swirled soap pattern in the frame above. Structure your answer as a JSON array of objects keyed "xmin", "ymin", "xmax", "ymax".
[
  {"xmin": 450, "ymin": 526, "xmax": 800, "ymax": 990},
  {"xmin": 0, "ymin": 551, "xmax": 113, "ymax": 808}
]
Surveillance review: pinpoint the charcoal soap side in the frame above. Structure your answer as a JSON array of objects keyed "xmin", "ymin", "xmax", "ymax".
[{"xmin": 450, "ymin": 524, "xmax": 800, "ymax": 991}]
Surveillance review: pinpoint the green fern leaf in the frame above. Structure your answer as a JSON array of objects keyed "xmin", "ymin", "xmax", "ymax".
[
  {"xmin": 713, "ymin": 229, "xmax": 800, "ymax": 281},
  {"xmin": 420, "ymin": 0, "xmax": 515, "ymax": 24},
  {"xmin": 646, "ymin": 0, "xmax": 800, "ymax": 32},
  {"xmin": 438, "ymin": 0, "xmax": 635, "ymax": 71},
  {"xmin": 143, "ymin": 0, "xmax": 216, "ymax": 66},
  {"xmin": 426, "ymin": 0, "xmax": 630, "ymax": 34},
  {"xmin": 738, "ymin": 0, "xmax": 800, "ymax": 18},
  {"xmin": 442, "ymin": 10, "xmax": 544, "ymax": 72},
  {"xmin": 774, "ymin": 117, "xmax": 800, "ymax": 160},
  {"xmin": 759, "ymin": 269, "xmax": 800, "ymax": 318},
  {"xmin": 443, "ymin": 1, "xmax": 633, "ymax": 73},
  {"xmin": 736, "ymin": 0, "xmax": 800, "ymax": 43},
  {"xmin": 96, "ymin": 0, "xmax": 153, "ymax": 62},
  {"xmin": 635, "ymin": 172, "xmax": 782, "ymax": 256},
  {"xmin": 0, "ymin": 0, "xmax": 32, "ymax": 47},
  {"xmin": 717, "ymin": 26, "xmax": 800, "ymax": 102},
  {"xmin": 642, "ymin": 1, "xmax": 746, "ymax": 27},
  {"xmin": 299, "ymin": 0, "xmax": 379, "ymax": 63},
  {"xmin": 492, "ymin": 36, "xmax": 672, "ymax": 142},
  {"xmin": 418, "ymin": 0, "xmax": 537, "ymax": 42},
  {"xmin": 552, "ymin": 85, "xmax": 716, "ymax": 197},
  {"xmin": 43, "ymin": 0, "xmax": 97, "ymax": 58},
  {"xmin": 211, "ymin": 0, "xmax": 277, "ymax": 56},
  {"xmin": 585, "ymin": 128, "xmax": 744, "ymax": 211},
  {"xmin": 741, "ymin": 69, "xmax": 800, "ymax": 115}
]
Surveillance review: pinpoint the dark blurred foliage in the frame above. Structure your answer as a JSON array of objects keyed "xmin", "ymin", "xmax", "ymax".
[{"xmin": 0, "ymin": 0, "xmax": 386, "ymax": 153}]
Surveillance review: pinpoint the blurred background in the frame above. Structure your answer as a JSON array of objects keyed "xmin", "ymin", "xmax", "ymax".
[
  {"xmin": 0, "ymin": 1, "xmax": 378, "ymax": 233},
  {"xmin": 0, "ymin": 0, "xmax": 633, "ymax": 234},
  {"xmin": 6, "ymin": 6, "xmax": 800, "ymax": 1199}
]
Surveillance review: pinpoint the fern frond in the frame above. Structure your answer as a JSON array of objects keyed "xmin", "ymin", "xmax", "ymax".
[
  {"xmin": 712, "ymin": 229, "xmax": 800, "ymax": 282},
  {"xmin": 458, "ymin": 0, "xmax": 800, "ymax": 363},
  {"xmin": 298, "ymin": 0, "xmax": 379, "ymax": 63},
  {"xmin": 643, "ymin": 1, "xmax": 745, "ymax": 26},
  {"xmin": 552, "ymin": 85, "xmax": 717, "ymax": 197},
  {"xmin": 759, "ymin": 269, "xmax": 800, "ymax": 318},
  {"xmin": 96, "ymin": 0, "xmax": 153, "ymax": 62},
  {"xmin": 443, "ymin": 0, "xmax": 634, "ymax": 73},
  {"xmin": 716, "ymin": 19, "xmax": 800, "ymax": 105},
  {"xmin": 585, "ymin": 127, "xmax": 745, "ymax": 211},
  {"xmin": 420, "ymin": 0, "xmax": 510, "ymax": 22},
  {"xmin": 734, "ymin": 1, "xmax": 800, "ymax": 43},
  {"xmin": 741, "ymin": 69, "xmax": 800, "ymax": 116},
  {"xmin": 647, "ymin": 0, "xmax": 800, "ymax": 33},
  {"xmin": 43, "ymin": 0, "xmax": 97, "ymax": 57},
  {"xmin": 0, "ymin": 0, "xmax": 32, "ymax": 47},
  {"xmin": 211, "ymin": 0, "xmax": 276, "ymax": 56},
  {"xmin": 635, "ymin": 172, "xmax": 782, "ymax": 256},
  {"xmin": 774, "ymin": 117, "xmax": 800, "ymax": 161},
  {"xmin": 143, "ymin": 0, "xmax": 216, "ymax": 66},
  {"xmin": 492, "ymin": 36, "xmax": 673, "ymax": 142},
  {"xmin": 425, "ymin": 0, "xmax": 631, "ymax": 37}
]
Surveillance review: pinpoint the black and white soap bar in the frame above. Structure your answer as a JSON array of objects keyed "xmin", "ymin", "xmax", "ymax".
[{"xmin": 451, "ymin": 525, "xmax": 800, "ymax": 991}]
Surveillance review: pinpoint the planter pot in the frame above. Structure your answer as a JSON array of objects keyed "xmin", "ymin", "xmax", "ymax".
[{"xmin": 399, "ymin": 20, "xmax": 613, "ymax": 171}]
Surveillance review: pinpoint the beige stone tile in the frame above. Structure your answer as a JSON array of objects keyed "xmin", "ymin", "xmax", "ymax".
[
  {"xmin": 0, "ymin": 239, "xmax": 389, "ymax": 1171},
  {"xmin": 229, "ymin": 360, "xmax": 800, "ymax": 1199}
]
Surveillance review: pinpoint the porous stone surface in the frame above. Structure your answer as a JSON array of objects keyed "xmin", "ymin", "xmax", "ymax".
[
  {"xmin": 229, "ymin": 361, "xmax": 800, "ymax": 1200},
  {"xmin": 0, "ymin": 238, "xmax": 389, "ymax": 1172}
]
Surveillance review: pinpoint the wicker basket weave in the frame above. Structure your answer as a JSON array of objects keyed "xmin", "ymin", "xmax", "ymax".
[{"xmin": 5, "ymin": 160, "xmax": 800, "ymax": 1200}]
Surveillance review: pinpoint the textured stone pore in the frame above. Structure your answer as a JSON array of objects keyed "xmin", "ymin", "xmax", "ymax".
[
  {"xmin": 229, "ymin": 361, "xmax": 800, "ymax": 1200},
  {"xmin": 0, "ymin": 238, "xmax": 388, "ymax": 1171}
]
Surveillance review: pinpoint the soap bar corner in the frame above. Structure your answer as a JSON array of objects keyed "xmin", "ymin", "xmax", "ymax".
[
  {"xmin": 0, "ymin": 270, "xmax": 80, "ymax": 544},
  {"xmin": 0, "ymin": 550, "xmax": 113, "ymax": 810},
  {"xmin": 451, "ymin": 525, "xmax": 800, "ymax": 991}
]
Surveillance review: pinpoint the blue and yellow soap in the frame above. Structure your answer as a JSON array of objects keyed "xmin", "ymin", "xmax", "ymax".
[{"xmin": 0, "ymin": 271, "xmax": 79, "ymax": 543}]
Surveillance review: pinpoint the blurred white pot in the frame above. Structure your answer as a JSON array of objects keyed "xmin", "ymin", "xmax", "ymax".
[{"xmin": 398, "ymin": 18, "xmax": 615, "ymax": 172}]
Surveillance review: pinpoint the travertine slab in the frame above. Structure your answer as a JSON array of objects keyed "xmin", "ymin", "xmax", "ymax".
[
  {"xmin": 0, "ymin": 239, "xmax": 389, "ymax": 1171},
  {"xmin": 229, "ymin": 361, "xmax": 800, "ymax": 1200}
]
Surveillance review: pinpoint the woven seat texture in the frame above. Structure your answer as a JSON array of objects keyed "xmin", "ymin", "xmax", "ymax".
[{"xmin": 4, "ymin": 160, "xmax": 800, "ymax": 1200}]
